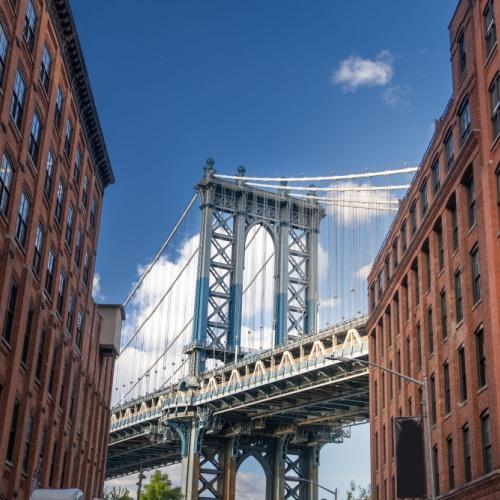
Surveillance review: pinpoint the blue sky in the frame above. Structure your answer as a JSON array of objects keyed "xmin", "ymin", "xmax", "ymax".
[{"xmin": 70, "ymin": 0, "xmax": 458, "ymax": 495}]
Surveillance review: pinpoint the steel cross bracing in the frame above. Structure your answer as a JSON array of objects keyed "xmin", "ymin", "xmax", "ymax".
[
  {"xmin": 106, "ymin": 316, "xmax": 369, "ymax": 499},
  {"xmin": 187, "ymin": 162, "xmax": 325, "ymax": 374}
]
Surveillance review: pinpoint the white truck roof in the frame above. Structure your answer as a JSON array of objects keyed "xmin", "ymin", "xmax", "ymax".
[{"xmin": 31, "ymin": 489, "xmax": 84, "ymax": 500}]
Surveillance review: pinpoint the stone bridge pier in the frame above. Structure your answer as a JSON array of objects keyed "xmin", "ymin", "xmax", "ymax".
[{"xmin": 178, "ymin": 422, "xmax": 320, "ymax": 500}]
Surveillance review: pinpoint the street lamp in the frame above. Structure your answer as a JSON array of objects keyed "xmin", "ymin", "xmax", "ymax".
[
  {"xmin": 299, "ymin": 477, "xmax": 338, "ymax": 499},
  {"xmin": 327, "ymin": 355, "xmax": 436, "ymax": 500}
]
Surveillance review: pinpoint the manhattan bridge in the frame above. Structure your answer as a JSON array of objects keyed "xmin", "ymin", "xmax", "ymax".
[{"xmin": 105, "ymin": 159, "xmax": 416, "ymax": 499}]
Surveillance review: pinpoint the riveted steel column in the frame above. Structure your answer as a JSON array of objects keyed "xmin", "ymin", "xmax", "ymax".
[
  {"xmin": 220, "ymin": 438, "xmax": 237, "ymax": 500},
  {"xmin": 191, "ymin": 159, "xmax": 216, "ymax": 374},
  {"xmin": 180, "ymin": 422, "xmax": 201, "ymax": 499},
  {"xmin": 304, "ymin": 446, "xmax": 320, "ymax": 500},
  {"xmin": 271, "ymin": 438, "xmax": 286, "ymax": 500},
  {"xmin": 228, "ymin": 168, "xmax": 247, "ymax": 354},
  {"xmin": 275, "ymin": 190, "xmax": 289, "ymax": 346},
  {"xmin": 305, "ymin": 214, "xmax": 319, "ymax": 335}
]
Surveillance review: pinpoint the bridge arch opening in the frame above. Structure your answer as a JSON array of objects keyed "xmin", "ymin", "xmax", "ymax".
[
  {"xmin": 241, "ymin": 224, "xmax": 275, "ymax": 353},
  {"xmin": 236, "ymin": 454, "xmax": 268, "ymax": 499}
]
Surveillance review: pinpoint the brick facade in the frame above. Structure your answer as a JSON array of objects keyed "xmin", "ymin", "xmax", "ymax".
[
  {"xmin": 0, "ymin": 1, "xmax": 115, "ymax": 498},
  {"xmin": 367, "ymin": 0, "xmax": 500, "ymax": 499}
]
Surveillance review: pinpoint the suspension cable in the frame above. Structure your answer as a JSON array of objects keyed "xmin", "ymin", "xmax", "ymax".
[{"xmin": 246, "ymin": 182, "xmax": 411, "ymax": 192}]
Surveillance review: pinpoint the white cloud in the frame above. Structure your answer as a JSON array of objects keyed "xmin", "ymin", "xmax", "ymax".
[
  {"xmin": 355, "ymin": 262, "xmax": 373, "ymax": 280},
  {"xmin": 319, "ymin": 296, "xmax": 340, "ymax": 309},
  {"xmin": 382, "ymin": 84, "xmax": 411, "ymax": 107},
  {"xmin": 332, "ymin": 50, "xmax": 394, "ymax": 91},
  {"xmin": 326, "ymin": 182, "xmax": 398, "ymax": 225},
  {"xmin": 235, "ymin": 471, "xmax": 267, "ymax": 500},
  {"xmin": 92, "ymin": 272, "xmax": 104, "ymax": 302}
]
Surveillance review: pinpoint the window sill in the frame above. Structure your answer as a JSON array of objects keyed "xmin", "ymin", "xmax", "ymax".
[
  {"xmin": 441, "ymin": 335, "xmax": 449, "ymax": 345},
  {"xmin": 458, "ymin": 399, "xmax": 467, "ymax": 409},
  {"xmin": 444, "ymin": 411, "xmax": 451, "ymax": 421},
  {"xmin": 490, "ymin": 132, "xmax": 500, "ymax": 152},
  {"xmin": 438, "ymin": 268, "xmax": 445, "ymax": 278},
  {"xmin": 0, "ymin": 337, "xmax": 12, "ymax": 355},
  {"xmin": 471, "ymin": 299, "xmax": 483, "ymax": 312},
  {"xmin": 451, "ymin": 248, "xmax": 459, "ymax": 258},
  {"xmin": 455, "ymin": 319, "xmax": 464, "ymax": 331},
  {"xmin": 484, "ymin": 42, "xmax": 498, "ymax": 69},
  {"xmin": 8, "ymin": 117, "xmax": 22, "ymax": 143},
  {"xmin": 477, "ymin": 384, "xmax": 488, "ymax": 396},
  {"xmin": 466, "ymin": 222, "xmax": 477, "ymax": 237}
]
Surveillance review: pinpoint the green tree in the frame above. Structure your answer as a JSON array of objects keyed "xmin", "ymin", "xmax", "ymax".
[
  {"xmin": 103, "ymin": 486, "xmax": 133, "ymax": 500},
  {"xmin": 345, "ymin": 480, "xmax": 370, "ymax": 500},
  {"xmin": 140, "ymin": 470, "xmax": 182, "ymax": 500}
]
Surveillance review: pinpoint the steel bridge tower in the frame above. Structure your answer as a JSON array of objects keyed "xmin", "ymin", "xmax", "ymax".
[{"xmin": 179, "ymin": 160, "xmax": 325, "ymax": 499}]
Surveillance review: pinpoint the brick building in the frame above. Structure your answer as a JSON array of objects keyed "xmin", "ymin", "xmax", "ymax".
[
  {"xmin": 367, "ymin": 0, "xmax": 500, "ymax": 499},
  {"xmin": 0, "ymin": 1, "xmax": 120, "ymax": 498}
]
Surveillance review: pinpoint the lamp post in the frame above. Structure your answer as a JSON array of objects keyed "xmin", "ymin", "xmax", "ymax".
[
  {"xmin": 327, "ymin": 355, "xmax": 436, "ymax": 500},
  {"xmin": 299, "ymin": 477, "xmax": 338, "ymax": 499}
]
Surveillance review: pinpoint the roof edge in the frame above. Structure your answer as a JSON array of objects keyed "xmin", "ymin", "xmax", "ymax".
[{"xmin": 48, "ymin": 0, "xmax": 115, "ymax": 188}]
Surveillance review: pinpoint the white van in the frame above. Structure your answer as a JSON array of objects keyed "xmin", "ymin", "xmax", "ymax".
[{"xmin": 30, "ymin": 489, "xmax": 84, "ymax": 500}]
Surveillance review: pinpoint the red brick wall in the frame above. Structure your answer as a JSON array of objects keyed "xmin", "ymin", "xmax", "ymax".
[
  {"xmin": 0, "ymin": 1, "xmax": 114, "ymax": 498},
  {"xmin": 368, "ymin": 1, "xmax": 500, "ymax": 498}
]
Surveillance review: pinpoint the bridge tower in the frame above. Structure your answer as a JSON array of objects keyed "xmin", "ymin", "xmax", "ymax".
[{"xmin": 180, "ymin": 160, "xmax": 325, "ymax": 499}]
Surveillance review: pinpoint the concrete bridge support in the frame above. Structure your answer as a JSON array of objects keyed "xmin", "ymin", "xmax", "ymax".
[{"xmin": 180, "ymin": 429, "xmax": 319, "ymax": 500}]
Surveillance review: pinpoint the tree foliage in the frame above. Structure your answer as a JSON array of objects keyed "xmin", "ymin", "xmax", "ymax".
[
  {"xmin": 140, "ymin": 470, "xmax": 182, "ymax": 500},
  {"xmin": 103, "ymin": 486, "xmax": 133, "ymax": 500},
  {"xmin": 345, "ymin": 480, "xmax": 371, "ymax": 500}
]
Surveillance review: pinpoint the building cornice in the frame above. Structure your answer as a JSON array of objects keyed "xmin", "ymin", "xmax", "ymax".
[{"xmin": 48, "ymin": 0, "xmax": 114, "ymax": 189}]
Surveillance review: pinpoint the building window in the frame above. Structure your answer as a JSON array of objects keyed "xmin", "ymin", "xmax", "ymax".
[
  {"xmin": 459, "ymin": 99, "xmax": 471, "ymax": 145},
  {"xmin": 66, "ymin": 295, "xmax": 75, "ymax": 335},
  {"xmin": 436, "ymin": 222, "xmax": 444, "ymax": 271},
  {"xmin": 21, "ymin": 307, "xmax": 34, "ymax": 365},
  {"xmin": 389, "ymin": 361, "xmax": 393, "ymax": 399},
  {"xmin": 45, "ymin": 249, "xmax": 55, "ymax": 295},
  {"xmin": 464, "ymin": 172, "xmax": 476, "ymax": 228},
  {"xmin": 444, "ymin": 130, "xmax": 454, "ymax": 171},
  {"xmin": 64, "ymin": 119, "xmax": 73, "ymax": 158},
  {"xmin": 0, "ymin": 152, "xmax": 14, "ymax": 217},
  {"xmin": 454, "ymin": 269, "xmax": 463, "ymax": 323},
  {"xmin": 11, "ymin": 70, "xmax": 26, "ymax": 129},
  {"xmin": 55, "ymin": 181, "xmax": 64, "ymax": 225},
  {"xmin": 22, "ymin": 415, "xmax": 34, "ymax": 472},
  {"xmin": 47, "ymin": 346, "xmax": 58, "ymax": 397},
  {"xmin": 28, "ymin": 111, "xmax": 42, "ymax": 166},
  {"xmin": 462, "ymin": 425, "xmax": 471, "ymax": 482},
  {"xmin": 384, "ymin": 255, "xmax": 390, "ymax": 285},
  {"xmin": 416, "ymin": 322, "xmax": 422, "ymax": 370},
  {"xmin": 82, "ymin": 249, "xmax": 90, "ymax": 287},
  {"xmin": 476, "ymin": 326, "xmax": 486, "ymax": 388},
  {"xmin": 405, "ymin": 336, "xmax": 411, "ymax": 376},
  {"xmin": 447, "ymin": 436, "xmax": 455, "ymax": 490},
  {"xmin": 481, "ymin": 411, "xmax": 492, "ymax": 473},
  {"xmin": 450, "ymin": 200, "xmax": 459, "ymax": 250},
  {"xmin": 49, "ymin": 442, "xmax": 58, "ymax": 487},
  {"xmin": 484, "ymin": 0, "xmax": 497, "ymax": 57},
  {"xmin": 6, "ymin": 398, "xmax": 20, "ymax": 462},
  {"xmin": 82, "ymin": 176, "xmax": 89, "ymax": 209},
  {"xmin": 32, "ymin": 224, "xmax": 44, "ymax": 275},
  {"xmin": 392, "ymin": 238, "xmax": 398, "ymax": 270},
  {"xmin": 491, "ymin": 73, "xmax": 500, "ymax": 140},
  {"xmin": 54, "ymin": 87, "xmax": 63, "ymax": 130},
  {"xmin": 23, "ymin": 0, "xmax": 37, "ymax": 52},
  {"xmin": 431, "ymin": 158, "xmax": 440, "ymax": 194},
  {"xmin": 74, "ymin": 230, "xmax": 83, "ymax": 269},
  {"xmin": 75, "ymin": 311, "xmax": 84, "ymax": 349},
  {"xmin": 90, "ymin": 197, "xmax": 98, "ymax": 230},
  {"xmin": 35, "ymin": 328, "xmax": 46, "ymax": 381},
  {"xmin": 43, "ymin": 151, "xmax": 54, "ymax": 199},
  {"xmin": 424, "ymin": 242, "xmax": 431, "ymax": 291},
  {"xmin": 56, "ymin": 272, "xmax": 66, "ymax": 316},
  {"xmin": 0, "ymin": 22, "xmax": 9, "ymax": 85},
  {"xmin": 458, "ymin": 345, "xmax": 467, "ymax": 402},
  {"xmin": 397, "ymin": 349, "xmax": 401, "ymax": 390},
  {"xmin": 433, "ymin": 445, "xmax": 440, "ymax": 496},
  {"xmin": 410, "ymin": 201, "xmax": 417, "ymax": 236},
  {"xmin": 443, "ymin": 362, "xmax": 451, "ymax": 414},
  {"xmin": 73, "ymin": 147, "xmax": 82, "ymax": 185},
  {"xmin": 440, "ymin": 290, "xmax": 448, "ymax": 339},
  {"xmin": 458, "ymin": 31, "xmax": 467, "ymax": 74},
  {"xmin": 471, "ymin": 245, "xmax": 481, "ymax": 304},
  {"xmin": 65, "ymin": 205, "xmax": 74, "ymax": 247},
  {"xmin": 430, "ymin": 375, "xmax": 436, "ymax": 424},
  {"xmin": 420, "ymin": 181, "xmax": 428, "ymax": 217},
  {"xmin": 2, "ymin": 279, "xmax": 18, "ymax": 343},
  {"xmin": 69, "ymin": 376, "xmax": 77, "ymax": 419},
  {"xmin": 428, "ymin": 307, "xmax": 434, "ymax": 355},
  {"xmin": 497, "ymin": 165, "xmax": 500, "ymax": 209},
  {"xmin": 401, "ymin": 222, "xmax": 407, "ymax": 253},
  {"xmin": 15, "ymin": 191, "xmax": 30, "ymax": 247},
  {"xmin": 39, "ymin": 44, "xmax": 52, "ymax": 93},
  {"xmin": 403, "ymin": 279, "xmax": 409, "ymax": 320},
  {"xmin": 377, "ymin": 270, "xmax": 383, "ymax": 298},
  {"xmin": 413, "ymin": 261, "xmax": 419, "ymax": 306}
]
